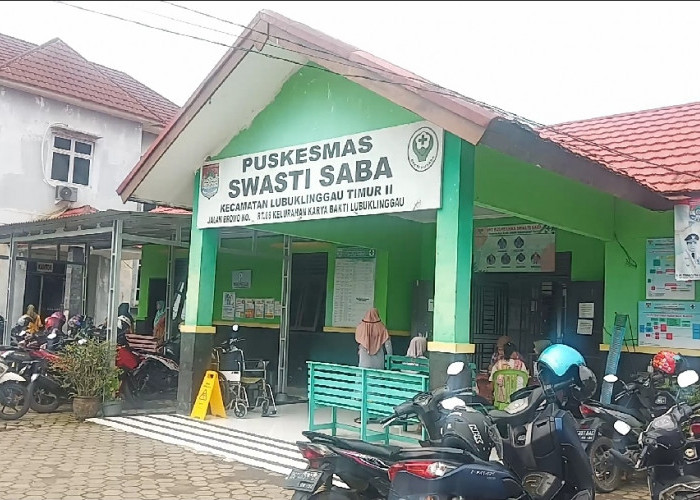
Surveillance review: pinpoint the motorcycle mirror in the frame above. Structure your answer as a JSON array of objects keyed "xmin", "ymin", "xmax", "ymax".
[
  {"xmin": 47, "ymin": 332, "xmax": 57, "ymax": 340},
  {"xmin": 446, "ymin": 361, "xmax": 465, "ymax": 376},
  {"xmin": 232, "ymin": 324, "xmax": 240, "ymax": 332},
  {"xmin": 603, "ymin": 374, "xmax": 619, "ymax": 384},
  {"xmin": 614, "ymin": 420, "xmax": 632, "ymax": 436},
  {"xmin": 677, "ymin": 370, "xmax": 699, "ymax": 388}
]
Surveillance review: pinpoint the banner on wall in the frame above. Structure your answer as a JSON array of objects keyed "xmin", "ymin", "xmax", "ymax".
[
  {"xmin": 646, "ymin": 238, "xmax": 694, "ymax": 299},
  {"xmin": 473, "ymin": 224, "xmax": 555, "ymax": 273},
  {"xmin": 639, "ymin": 300, "xmax": 700, "ymax": 350},
  {"xmin": 674, "ymin": 199, "xmax": 700, "ymax": 281},
  {"xmin": 196, "ymin": 122, "xmax": 444, "ymax": 229}
]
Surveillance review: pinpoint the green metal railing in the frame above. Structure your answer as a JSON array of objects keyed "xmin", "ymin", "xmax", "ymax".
[{"xmin": 307, "ymin": 361, "xmax": 429, "ymax": 444}]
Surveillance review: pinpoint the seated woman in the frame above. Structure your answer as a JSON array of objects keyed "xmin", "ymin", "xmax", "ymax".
[
  {"xmin": 490, "ymin": 342, "xmax": 529, "ymax": 408},
  {"xmin": 488, "ymin": 335, "xmax": 526, "ymax": 372}
]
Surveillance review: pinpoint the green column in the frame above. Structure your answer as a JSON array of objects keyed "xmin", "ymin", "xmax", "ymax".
[
  {"xmin": 428, "ymin": 132, "xmax": 475, "ymax": 387},
  {"xmin": 177, "ymin": 170, "xmax": 219, "ymax": 413}
]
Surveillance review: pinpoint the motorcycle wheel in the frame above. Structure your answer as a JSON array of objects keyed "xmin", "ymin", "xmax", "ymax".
[
  {"xmin": 589, "ymin": 435, "xmax": 623, "ymax": 493},
  {"xmin": 30, "ymin": 384, "xmax": 61, "ymax": 413},
  {"xmin": 0, "ymin": 381, "xmax": 30, "ymax": 420}
]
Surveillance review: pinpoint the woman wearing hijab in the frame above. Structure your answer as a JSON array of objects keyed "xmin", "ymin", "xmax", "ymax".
[
  {"xmin": 25, "ymin": 304, "xmax": 42, "ymax": 334},
  {"xmin": 406, "ymin": 335, "xmax": 427, "ymax": 359},
  {"xmin": 153, "ymin": 300, "xmax": 167, "ymax": 344},
  {"xmin": 355, "ymin": 307, "xmax": 393, "ymax": 369}
]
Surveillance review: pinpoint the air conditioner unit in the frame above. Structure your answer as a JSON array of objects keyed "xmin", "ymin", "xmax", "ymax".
[{"xmin": 55, "ymin": 184, "xmax": 78, "ymax": 202}]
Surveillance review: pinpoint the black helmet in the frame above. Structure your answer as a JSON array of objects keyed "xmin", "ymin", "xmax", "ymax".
[
  {"xmin": 441, "ymin": 408, "xmax": 493, "ymax": 460},
  {"xmin": 570, "ymin": 365, "xmax": 597, "ymax": 401}
]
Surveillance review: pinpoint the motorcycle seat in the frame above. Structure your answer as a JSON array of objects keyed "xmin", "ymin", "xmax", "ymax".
[
  {"xmin": 302, "ymin": 431, "xmax": 402, "ymax": 458},
  {"xmin": 589, "ymin": 401, "xmax": 647, "ymax": 424}
]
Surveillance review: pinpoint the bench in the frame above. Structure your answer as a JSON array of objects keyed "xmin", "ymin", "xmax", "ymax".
[
  {"xmin": 307, "ymin": 361, "xmax": 429, "ymax": 444},
  {"xmin": 384, "ymin": 355, "xmax": 479, "ymax": 386}
]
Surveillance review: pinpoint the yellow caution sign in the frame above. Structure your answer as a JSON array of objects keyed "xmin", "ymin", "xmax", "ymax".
[{"xmin": 190, "ymin": 370, "xmax": 227, "ymax": 420}]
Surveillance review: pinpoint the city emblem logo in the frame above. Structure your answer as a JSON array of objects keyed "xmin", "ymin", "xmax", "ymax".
[
  {"xmin": 201, "ymin": 163, "xmax": 220, "ymax": 199},
  {"xmin": 408, "ymin": 126, "xmax": 439, "ymax": 172}
]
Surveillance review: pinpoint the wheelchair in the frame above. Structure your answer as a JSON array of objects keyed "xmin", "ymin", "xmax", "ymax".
[{"xmin": 212, "ymin": 326, "xmax": 278, "ymax": 418}]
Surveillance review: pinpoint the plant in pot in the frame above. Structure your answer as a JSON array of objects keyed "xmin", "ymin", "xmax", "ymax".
[
  {"xmin": 101, "ymin": 369, "xmax": 123, "ymax": 417},
  {"xmin": 54, "ymin": 339, "xmax": 121, "ymax": 421}
]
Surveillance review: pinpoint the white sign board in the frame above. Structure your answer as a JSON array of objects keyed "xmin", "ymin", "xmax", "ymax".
[
  {"xmin": 332, "ymin": 247, "xmax": 376, "ymax": 328},
  {"xmin": 197, "ymin": 122, "xmax": 444, "ymax": 228},
  {"xmin": 647, "ymin": 238, "xmax": 694, "ymax": 299},
  {"xmin": 232, "ymin": 270, "xmax": 252, "ymax": 289},
  {"xmin": 37, "ymin": 262, "xmax": 54, "ymax": 273}
]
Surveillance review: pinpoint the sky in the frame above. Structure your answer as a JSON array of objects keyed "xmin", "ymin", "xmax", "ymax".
[{"xmin": 1, "ymin": 1, "xmax": 699, "ymax": 125}]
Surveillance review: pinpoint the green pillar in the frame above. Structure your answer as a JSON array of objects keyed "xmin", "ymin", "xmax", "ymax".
[
  {"xmin": 177, "ymin": 170, "xmax": 219, "ymax": 413},
  {"xmin": 428, "ymin": 132, "xmax": 475, "ymax": 388}
]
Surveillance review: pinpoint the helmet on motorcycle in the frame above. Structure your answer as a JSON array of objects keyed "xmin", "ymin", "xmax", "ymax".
[
  {"xmin": 16, "ymin": 314, "xmax": 32, "ymax": 328},
  {"xmin": 45, "ymin": 316, "xmax": 62, "ymax": 330},
  {"xmin": 441, "ymin": 408, "xmax": 493, "ymax": 461},
  {"xmin": 570, "ymin": 365, "xmax": 597, "ymax": 401},
  {"xmin": 67, "ymin": 314, "xmax": 85, "ymax": 330},
  {"xmin": 536, "ymin": 344, "xmax": 588, "ymax": 393},
  {"xmin": 652, "ymin": 350, "xmax": 683, "ymax": 375}
]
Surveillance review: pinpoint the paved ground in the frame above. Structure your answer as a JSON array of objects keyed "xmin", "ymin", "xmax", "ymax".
[
  {"xmin": 0, "ymin": 410, "xmax": 650, "ymax": 499},
  {"xmin": 0, "ymin": 410, "xmax": 287, "ymax": 499}
]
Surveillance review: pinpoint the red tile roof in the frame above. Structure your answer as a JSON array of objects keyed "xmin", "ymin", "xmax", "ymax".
[
  {"xmin": 539, "ymin": 102, "xmax": 700, "ymax": 196},
  {"xmin": 0, "ymin": 33, "xmax": 178, "ymax": 127},
  {"xmin": 149, "ymin": 206, "xmax": 192, "ymax": 215}
]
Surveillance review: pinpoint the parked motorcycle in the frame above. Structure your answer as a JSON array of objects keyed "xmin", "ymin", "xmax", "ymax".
[
  {"xmin": 0, "ymin": 353, "xmax": 32, "ymax": 420},
  {"xmin": 284, "ymin": 361, "xmax": 491, "ymax": 499},
  {"xmin": 388, "ymin": 343, "xmax": 596, "ymax": 500},
  {"xmin": 611, "ymin": 369, "xmax": 700, "ymax": 500}
]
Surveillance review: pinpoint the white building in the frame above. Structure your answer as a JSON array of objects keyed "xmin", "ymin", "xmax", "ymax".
[{"xmin": 0, "ymin": 33, "xmax": 179, "ymax": 325}]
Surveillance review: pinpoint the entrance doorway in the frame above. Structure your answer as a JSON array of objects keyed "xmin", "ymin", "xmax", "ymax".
[
  {"xmin": 287, "ymin": 252, "xmax": 329, "ymax": 392},
  {"xmin": 23, "ymin": 261, "xmax": 67, "ymax": 319}
]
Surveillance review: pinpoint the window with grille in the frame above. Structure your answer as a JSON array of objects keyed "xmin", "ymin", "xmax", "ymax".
[{"xmin": 50, "ymin": 135, "xmax": 94, "ymax": 186}]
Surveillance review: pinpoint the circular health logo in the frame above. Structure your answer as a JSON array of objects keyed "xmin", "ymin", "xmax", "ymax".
[{"xmin": 408, "ymin": 127, "xmax": 439, "ymax": 172}]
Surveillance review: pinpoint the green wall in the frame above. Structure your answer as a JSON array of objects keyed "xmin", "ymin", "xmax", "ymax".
[
  {"xmin": 603, "ymin": 201, "xmax": 681, "ymax": 343},
  {"xmin": 136, "ymin": 245, "xmax": 188, "ymax": 320}
]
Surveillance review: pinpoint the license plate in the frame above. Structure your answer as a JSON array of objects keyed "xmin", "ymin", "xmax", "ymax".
[
  {"xmin": 284, "ymin": 469, "xmax": 323, "ymax": 492},
  {"xmin": 578, "ymin": 429, "xmax": 597, "ymax": 442}
]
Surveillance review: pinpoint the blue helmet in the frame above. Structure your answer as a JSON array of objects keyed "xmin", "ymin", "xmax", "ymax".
[
  {"xmin": 538, "ymin": 344, "xmax": 586, "ymax": 377},
  {"xmin": 537, "ymin": 344, "xmax": 596, "ymax": 400}
]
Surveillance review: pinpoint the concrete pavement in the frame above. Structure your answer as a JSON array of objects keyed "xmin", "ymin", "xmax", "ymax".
[{"xmin": 0, "ymin": 410, "xmax": 650, "ymax": 499}]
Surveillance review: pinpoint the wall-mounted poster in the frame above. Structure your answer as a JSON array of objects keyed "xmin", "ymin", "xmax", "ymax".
[
  {"xmin": 332, "ymin": 247, "xmax": 376, "ymax": 328},
  {"xmin": 474, "ymin": 224, "xmax": 555, "ymax": 273},
  {"xmin": 639, "ymin": 300, "xmax": 700, "ymax": 349},
  {"xmin": 674, "ymin": 199, "xmax": 700, "ymax": 281},
  {"xmin": 647, "ymin": 238, "xmax": 694, "ymax": 299},
  {"xmin": 232, "ymin": 270, "xmax": 252, "ymax": 289},
  {"xmin": 222, "ymin": 292, "xmax": 236, "ymax": 320}
]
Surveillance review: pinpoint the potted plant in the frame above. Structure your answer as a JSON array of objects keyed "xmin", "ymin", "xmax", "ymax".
[
  {"xmin": 54, "ymin": 339, "xmax": 121, "ymax": 421},
  {"xmin": 101, "ymin": 370, "xmax": 123, "ymax": 417}
]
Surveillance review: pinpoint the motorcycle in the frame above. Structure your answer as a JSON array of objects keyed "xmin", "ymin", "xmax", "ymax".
[
  {"xmin": 284, "ymin": 361, "xmax": 492, "ymax": 500},
  {"xmin": 388, "ymin": 376, "xmax": 596, "ymax": 500},
  {"xmin": 576, "ymin": 370, "xmax": 675, "ymax": 492},
  {"xmin": 116, "ymin": 330, "xmax": 179, "ymax": 400},
  {"xmin": 0, "ymin": 353, "xmax": 32, "ymax": 420},
  {"xmin": 611, "ymin": 369, "xmax": 700, "ymax": 500}
]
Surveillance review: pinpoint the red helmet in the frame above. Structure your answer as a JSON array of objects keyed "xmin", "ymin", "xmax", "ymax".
[
  {"xmin": 652, "ymin": 350, "xmax": 682, "ymax": 375},
  {"xmin": 46, "ymin": 311, "xmax": 66, "ymax": 330}
]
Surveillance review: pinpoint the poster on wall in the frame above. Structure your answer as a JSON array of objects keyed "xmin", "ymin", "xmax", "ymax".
[
  {"xmin": 196, "ymin": 121, "xmax": 444, "ymax": 229},
  {"xmin": 674, "ymin": 199, "xmax": 700, "ymax": 281},
  {"xmin": 264, "ymin": 299, "xmax": 275, "ymax": 319},
  {"xmin": 332, "ymin": 247, "xmax": 376, "ymax": 328},
  {"xmin": 638, "ymin": 300, "xmax": 700, "ymax": 349},
  {"xmin": 235, "ymin": 298, "xmax": 245, "ymax": 318},
  {"xmin": 244, "ymin": 299, "xmax": 255, "ymax": 318},
  {"xmin": 647, "ymin": 238, "xmax": 695, "ymax": 299},
  {"xmin": 473, "ymin": 224, "xmax": 556, "ymax": 273},
  {"xmin": 222, "ymin": 292, "xmax": 236, "ymax": 320}
]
